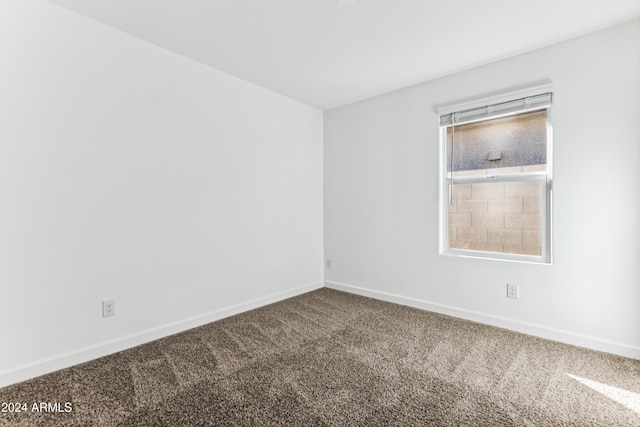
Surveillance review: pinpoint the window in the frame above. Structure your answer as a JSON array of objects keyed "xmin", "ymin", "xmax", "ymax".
[{"xmin": 439, "ymin": 88, "xmax": 553, "ymax": 263}]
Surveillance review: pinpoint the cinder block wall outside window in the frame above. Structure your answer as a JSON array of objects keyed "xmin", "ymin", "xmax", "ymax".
[{"xmin": 449, "ymin": 165, "xmax": 544, "ymax": 256}]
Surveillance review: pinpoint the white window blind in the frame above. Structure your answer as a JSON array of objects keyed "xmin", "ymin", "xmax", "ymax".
[{"xmin": 440, "ymin": 92, "xmax": 552, "ymax": 127}]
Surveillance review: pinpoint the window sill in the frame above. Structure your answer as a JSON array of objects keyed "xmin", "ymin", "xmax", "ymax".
[{"xmin": 440, "ymin": 249, "xmax": 553, "ymax": 265}]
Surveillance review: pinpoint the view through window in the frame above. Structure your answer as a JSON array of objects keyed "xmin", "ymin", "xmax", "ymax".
[{"xmin": 441, "ymin": 93, "xmax": 552, "ymax": 263}]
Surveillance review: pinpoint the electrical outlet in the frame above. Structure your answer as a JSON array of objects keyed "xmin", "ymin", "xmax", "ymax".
[
  {"xmin": 506, "ymin": 284, "xmax": 519, "ymax": 300},
  {"xmin": 102, "ymin": 299, "xmax": 116, "ymax": 317},
  {"xmin": 325, "ymin": 258, "xmax": 333, "ymax": 269}
]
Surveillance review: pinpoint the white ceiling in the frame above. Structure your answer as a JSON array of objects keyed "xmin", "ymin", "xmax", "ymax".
[{"xmin": 48, "ymin": 0, "xmax": 640, "ymax": 110}]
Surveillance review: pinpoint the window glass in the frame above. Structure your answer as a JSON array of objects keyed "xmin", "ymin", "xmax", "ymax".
[
  {"xmin": 447, "ymin": 111, "xmax": 547, "ymax": 176},
  {"xmin": 442, "ymin": 102, "xmax": 551, "ymax": 263}
]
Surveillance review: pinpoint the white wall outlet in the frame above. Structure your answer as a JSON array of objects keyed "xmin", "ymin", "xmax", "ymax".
[
  {"xmin": 507, "ymin": 283, "xmax": 519, "ymax": 299},
  {"xmin": 325, "ymin": 258, "xmax": 333, "ymax": 269},
  {"xmin": 102, "ymin": 299, "xmax": 116, "ymax": 317}
]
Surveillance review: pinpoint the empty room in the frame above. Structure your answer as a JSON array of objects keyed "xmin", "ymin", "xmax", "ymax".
[{"xmin": 1, "ymin": 0, "xmax": 639, "ymax": 425}]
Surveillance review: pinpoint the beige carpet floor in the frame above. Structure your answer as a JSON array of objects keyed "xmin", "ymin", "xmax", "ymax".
[{"xmin": 1, "ymin": 288, "xmax": 639, "ymax": 426}]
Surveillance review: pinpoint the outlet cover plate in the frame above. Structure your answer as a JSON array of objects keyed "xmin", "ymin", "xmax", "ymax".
[{"xmin": 102, "ymin": 299, "xmax": 116, "ymax": 317}]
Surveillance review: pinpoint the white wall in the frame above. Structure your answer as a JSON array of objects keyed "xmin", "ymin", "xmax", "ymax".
[
  {"xmin": 325, "ymin": 20, "xmax": 640, "ymax": 358},
  {"xmin": 0, "ymin": 0, "xmax": 323, "ymax": 386}
]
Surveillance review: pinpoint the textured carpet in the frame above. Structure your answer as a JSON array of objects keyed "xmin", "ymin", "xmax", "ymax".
[{"xmin": 1, "ymin": 288, "xmax": 639, "ymax": 426}]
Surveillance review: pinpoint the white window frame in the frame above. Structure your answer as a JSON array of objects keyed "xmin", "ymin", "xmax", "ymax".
[{"xmin": 438, "ymin": 84, "xmax": 554, "ymax": 264}]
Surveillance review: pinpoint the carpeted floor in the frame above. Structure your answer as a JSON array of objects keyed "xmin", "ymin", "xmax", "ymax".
[{"xmin": 1, "ymin": 288, "xmax": 639, "ymax": 426}]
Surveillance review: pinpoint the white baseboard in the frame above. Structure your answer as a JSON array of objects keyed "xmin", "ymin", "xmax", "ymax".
[
  {"xmin": 325, "ymin": 280, "xmax": 640, "ymax": 360},
  {"xmin": 0, "ymin": 281, "xmax": 323, "ymax": 388}
]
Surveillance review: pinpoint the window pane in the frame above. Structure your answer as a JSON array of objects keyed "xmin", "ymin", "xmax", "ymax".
[
  {"xmin": 446, "ymin": 110, "xmax": 547, "ymax": 178},
  {"xmin": 449, "ymin": 179, "xmax": 543, "ymax": 256}
]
